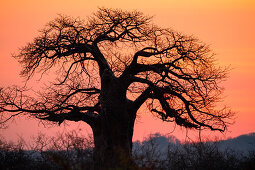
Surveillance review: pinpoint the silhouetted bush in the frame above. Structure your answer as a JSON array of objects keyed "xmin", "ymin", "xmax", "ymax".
[
  {"xmin": 0, "ymin": 133, "xmax": 255, "ymax": 169},
  {"xmin": 132, "ymin": 134, "xmax": 255, "ymax": 170}
]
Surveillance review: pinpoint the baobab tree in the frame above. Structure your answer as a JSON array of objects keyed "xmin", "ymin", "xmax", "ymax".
[{"xmin": 0, "ymin": 8, "xmax": 233, "ymax": 169}]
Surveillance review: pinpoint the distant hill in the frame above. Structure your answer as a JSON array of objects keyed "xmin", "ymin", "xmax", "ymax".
[
  {"xmin": 217, "ymin": 133, "xmax": 255, "ymax": 154},
  {"xmin": 133, "ymin": 132, "xmax": 255, "ymax": 155}
]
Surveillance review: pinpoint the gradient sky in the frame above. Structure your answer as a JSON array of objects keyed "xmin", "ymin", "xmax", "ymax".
[{"xmin": 0, "ymin": 0, "xmax": 255, "ymax": 142}]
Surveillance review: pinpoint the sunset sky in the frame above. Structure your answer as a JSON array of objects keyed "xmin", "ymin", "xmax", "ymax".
[{"xmin": 0, "ymin": 0, "xmax": 255, "ymax": 142}]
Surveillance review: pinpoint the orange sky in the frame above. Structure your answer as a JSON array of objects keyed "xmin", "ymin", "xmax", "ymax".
[{"xmin": 0, "ymin": 0, "xmax": 255, "ymax": 142}]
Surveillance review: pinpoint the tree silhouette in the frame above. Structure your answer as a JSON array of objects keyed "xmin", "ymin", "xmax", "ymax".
[{"xmin": 0, "ymin": 8, "xmax": 233, "ymax": 169}]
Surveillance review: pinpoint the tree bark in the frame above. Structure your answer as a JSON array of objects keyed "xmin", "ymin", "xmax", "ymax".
[
  {"xmin": 91, "ymin": 71, "xmax": 137, "ymax": 169},
  {"xmin": 92, "ymin": 116, "xmax": 136, "ymax": 170}
]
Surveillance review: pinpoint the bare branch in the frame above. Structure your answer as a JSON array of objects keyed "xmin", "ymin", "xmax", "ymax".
[{"xmin": 1, "ymin": 8, "xmax": 233, "ymax": 134}]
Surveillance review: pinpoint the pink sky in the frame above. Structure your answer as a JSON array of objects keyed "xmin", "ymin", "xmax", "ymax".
[{"xmin": 0, "ymin": 0, "xmax": 255, "ymax": 142}]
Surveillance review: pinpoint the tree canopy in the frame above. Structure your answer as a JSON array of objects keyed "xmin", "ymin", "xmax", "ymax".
[{"xmin": 0, "ymin": 8, "xmax": 233, "ymax": 132}]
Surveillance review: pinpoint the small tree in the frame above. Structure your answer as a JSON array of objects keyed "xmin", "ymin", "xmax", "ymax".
[{"xmin": 0, "ymin": 8, "xmax": 233, "ymax": 169}]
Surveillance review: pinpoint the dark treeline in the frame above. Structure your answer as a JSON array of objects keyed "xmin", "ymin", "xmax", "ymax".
[{"xmin": 0, "ymin": 132, "xmax": 254, "ymax": 170}]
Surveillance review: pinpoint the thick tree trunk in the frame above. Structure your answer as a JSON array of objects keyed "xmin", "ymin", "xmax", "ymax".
[
  {"xmin": 92, "ymin": 116, "xmax": 136, "ymax": 169},
  {"xmin": 91, "ymin": 71, "xmax": 138, "ymax": 169}
]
